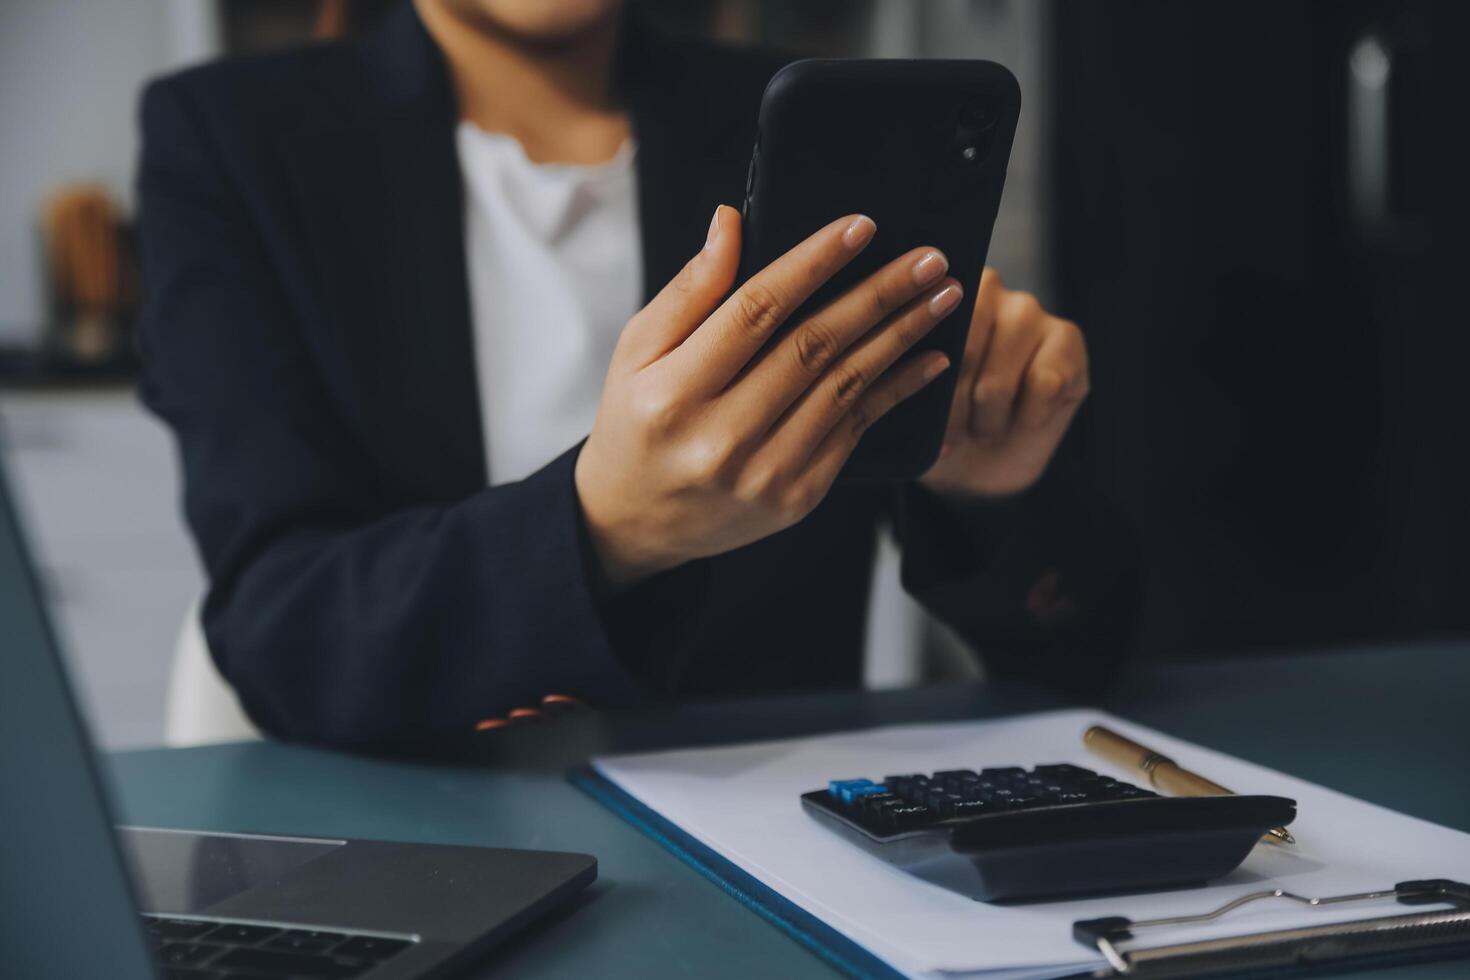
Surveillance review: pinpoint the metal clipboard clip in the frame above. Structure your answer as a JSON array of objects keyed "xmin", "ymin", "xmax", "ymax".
[{"xmin": 1073, "ymin": 879, "xmax": 1470, "ymax": 978}]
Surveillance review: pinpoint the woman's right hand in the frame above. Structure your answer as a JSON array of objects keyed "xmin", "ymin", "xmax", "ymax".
[{"xmin": 575, "ymin": 205, "xmax": 963, "ymax": 590}]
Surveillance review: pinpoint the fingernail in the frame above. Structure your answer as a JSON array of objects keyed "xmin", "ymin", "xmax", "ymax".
[
  {"xmin": 843, "ymin": 214, "xmax": 876, "ymax": 249},
  {"xmin": 913, "ymin": 250, "xmax": 948, "ymax": 285},
  {"xmin": 924, "ymin": 355, "xmax": 951, "ymax": 381},
  {"xmin": 704, "ymin": 207, "xmax": 722, "ymax": 250},
  {"xmin": 928, "ymin": 283, "xmax": 963, "ymax": 317}
]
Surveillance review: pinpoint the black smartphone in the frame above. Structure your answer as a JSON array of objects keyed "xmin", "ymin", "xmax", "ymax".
[{"xmin": 738, "ymin": 59, "xmax": 1020, "ymax": 482}]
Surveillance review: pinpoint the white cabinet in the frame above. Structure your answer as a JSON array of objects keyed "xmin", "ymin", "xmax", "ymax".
[{"xmin": 0, "ymin": 388, "xmax": 203, "ymax": 749}]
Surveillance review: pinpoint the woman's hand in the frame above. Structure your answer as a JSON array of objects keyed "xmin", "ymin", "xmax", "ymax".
[
  {"xmin": 576, "ymin": 205, "xmax": 962, "ymax": 589},
  {"xmin": 920, "ymin": 269, "xmax": 1090, "ymax": 501}
]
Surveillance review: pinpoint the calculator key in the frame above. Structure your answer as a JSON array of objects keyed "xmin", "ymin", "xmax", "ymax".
[
  {"xmin": 934, "ymin": 769, "xmax": 979, "ymax": 784},
  {"xmin": 932, "ymin": 792, "xmax": 965, "ymax": 817},
  {"xmin": 858, "ymin": 795, "xmax": 905, "ymax": 829},
  {"xmin": 950, "ymin": 799, "xmax": 993, "ymax": 817},
  {"xmin": 829, "ymin": 778, "xmax": 884, "ymax": 803},
  {"xmin": 858, "ymin": 792, "xmax": 901, "ymax": 811}
]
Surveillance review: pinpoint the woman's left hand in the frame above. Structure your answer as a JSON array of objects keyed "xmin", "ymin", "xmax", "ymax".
[{"xmin": 920, "ymin": 268, "xmax": 1090, "ymax": 500}]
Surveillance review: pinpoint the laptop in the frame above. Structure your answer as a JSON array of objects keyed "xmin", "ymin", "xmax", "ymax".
[{"xmin": 0, "ymin": 453, "xmax": 596, "ymax": 980}]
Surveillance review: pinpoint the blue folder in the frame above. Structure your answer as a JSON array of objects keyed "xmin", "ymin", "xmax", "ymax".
[{"xmin": 569, "ymin": 765, "xmax": 905, "ymax": 980}]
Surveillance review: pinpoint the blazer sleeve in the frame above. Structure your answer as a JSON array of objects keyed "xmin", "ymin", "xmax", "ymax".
[
  {"xmin": 136, "ymin": 79, "xmax": 645, "ymax": 752},
  {"xmin": 894, "ymin": 438, "xmax": 1141, "ymax": 694}
]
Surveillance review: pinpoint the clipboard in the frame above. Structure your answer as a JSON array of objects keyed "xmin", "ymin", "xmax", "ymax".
[
  {"xmin": 1072, "ymin": 879, "xmax": 1470, "ymax": 978},
  {"xmin": 576, "ymin": 710, "xmax": 1470, "ymax": 979},
  {"xmin": 574, "ymin": 763, "xmax": 1470, "ymax": 979}
]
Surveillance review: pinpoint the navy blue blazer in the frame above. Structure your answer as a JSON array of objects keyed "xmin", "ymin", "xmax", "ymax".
[{"xmin": 136, "ymin": 3, "xmax": 1137, "ymax": 752}]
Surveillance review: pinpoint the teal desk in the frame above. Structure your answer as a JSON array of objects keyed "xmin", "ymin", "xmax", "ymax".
[{"xmin": 109, "ymin": 643, "xmax": 1470, "ymax": 978}]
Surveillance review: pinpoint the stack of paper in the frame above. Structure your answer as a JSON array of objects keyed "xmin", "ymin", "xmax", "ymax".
[{"xmin": 593, "ymin": 709, "xmax": 1470, "ymax": 979}]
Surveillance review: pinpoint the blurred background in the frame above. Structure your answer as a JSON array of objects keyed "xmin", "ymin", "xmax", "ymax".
[{"xmin": 1, "ymin": 0, "xmax": 1464, "ymax": 749}]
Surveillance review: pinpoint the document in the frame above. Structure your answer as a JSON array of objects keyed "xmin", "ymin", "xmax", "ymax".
[{"xmin": 592, "ymin": 709, "xmax": 1470, "ymax": 979}]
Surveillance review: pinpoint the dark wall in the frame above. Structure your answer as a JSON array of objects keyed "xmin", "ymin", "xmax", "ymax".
[{"xmin": 1049, "ymin": 0, "xmax": 1470, "ymax": 660}]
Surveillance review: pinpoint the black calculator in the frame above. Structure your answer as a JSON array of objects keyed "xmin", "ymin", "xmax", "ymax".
[{"xmin": 801, "ymin": 764, "xmax": 1296, "ymax": 901}]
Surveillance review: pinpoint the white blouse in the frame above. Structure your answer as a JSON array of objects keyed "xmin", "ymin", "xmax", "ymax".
[{"xmin": 456, "ymin": 122, "xmax": 642, "ymax": 484}]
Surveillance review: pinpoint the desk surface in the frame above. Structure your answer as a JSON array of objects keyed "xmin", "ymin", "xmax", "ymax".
[{"xmin": 110, "ymin": 643, "xmax": 1470, "ymax": 978}]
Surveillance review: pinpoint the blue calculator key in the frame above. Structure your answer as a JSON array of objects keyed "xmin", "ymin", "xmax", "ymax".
[{"xmin": 829, "ymin": 778, "xmax": 882, "ymax": 803}]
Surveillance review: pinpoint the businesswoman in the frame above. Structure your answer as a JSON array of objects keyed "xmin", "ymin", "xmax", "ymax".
[{"xmin": 137, "ymin": 0, "xmax": 1135, "ymax": 751}]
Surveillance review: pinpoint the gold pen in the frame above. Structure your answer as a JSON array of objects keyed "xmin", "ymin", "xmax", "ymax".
[{"xmin": 1083, "ymin": 724, "xmax": 1297, "ymax": 846}]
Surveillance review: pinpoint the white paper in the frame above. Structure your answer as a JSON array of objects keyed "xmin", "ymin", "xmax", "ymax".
[{"xmin": 593, "ymin": 709, "xmax": 1470, "ymax": 979}]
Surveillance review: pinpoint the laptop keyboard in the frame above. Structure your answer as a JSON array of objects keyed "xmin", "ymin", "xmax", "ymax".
[{"xmin": 144, "ymin": 914, "xmax": 414, "ymax": 979}]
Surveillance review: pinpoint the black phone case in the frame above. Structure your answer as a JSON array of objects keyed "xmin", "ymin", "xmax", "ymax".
[{"xmin": 738, "ymin": 59, "xmax": 1021, "ymax": 482}]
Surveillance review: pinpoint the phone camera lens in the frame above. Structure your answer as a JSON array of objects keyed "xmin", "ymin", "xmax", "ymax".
[
  {"xmin": 955, "ymin": 128, "xmax": 986, "ymax": 166},
  {"xmin": 954, "ymin": 102, "xmax": 997, "ymax": 167}
]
